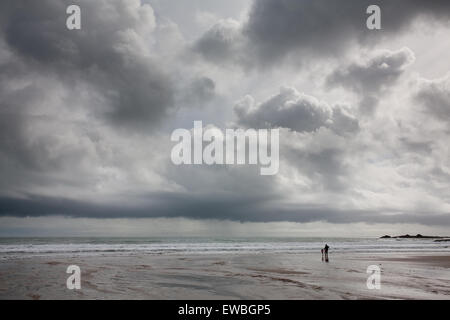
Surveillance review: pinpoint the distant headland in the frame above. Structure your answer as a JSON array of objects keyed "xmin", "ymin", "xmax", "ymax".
[{"xmin": 380, "ymin": 234, "xmax": 450, "ymax": 242}]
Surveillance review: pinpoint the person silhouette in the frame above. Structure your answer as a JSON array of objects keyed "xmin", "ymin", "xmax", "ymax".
[{"xmin": 324, "ymin": 244, "xmax": 329, "ymax": 262}]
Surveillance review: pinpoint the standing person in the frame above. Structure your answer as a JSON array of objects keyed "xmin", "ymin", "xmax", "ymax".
[{"xmin": 324, "ymin": 244, "xmax": 329, "ymax": 262}]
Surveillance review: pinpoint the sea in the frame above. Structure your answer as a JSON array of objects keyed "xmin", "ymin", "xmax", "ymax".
[{"xmin": 0, "ymin": 237, "xmax": 449, "ymax": 260}]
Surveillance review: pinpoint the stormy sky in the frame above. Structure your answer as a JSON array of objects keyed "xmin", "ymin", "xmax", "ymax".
[{"xmin": 1, "ymin": 0, "xmax": 450, "ymax": 237}]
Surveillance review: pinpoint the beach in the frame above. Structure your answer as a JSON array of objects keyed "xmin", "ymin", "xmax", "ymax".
[{"xmin": 0, "ymin": 238, "xmax": 449, "ymax": 299}]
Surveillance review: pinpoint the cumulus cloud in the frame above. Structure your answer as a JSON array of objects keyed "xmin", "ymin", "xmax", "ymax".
[
  {"xmin": 234, "ymin": 87, "xmax": 359, "ymax": 135},
  {"xmin": 416, "ymin": 74, "xmax": 450, "ymax": 121},
  {"xmin": 327, "ymin": 48, "xmax": 415, "ymax": 94},
  {"xmin": 326, "ymin": 47, "xmax": 415, "ymax": 114},
  {"xmin": 194, "ymin": 18, "xmax": 245, "ymax": 65}
]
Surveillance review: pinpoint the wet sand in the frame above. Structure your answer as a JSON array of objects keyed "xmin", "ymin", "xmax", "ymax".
[
  {"xmin": 360, "ymin": 255, "xmax": 450, "ymax": 268},
  {"xmin": 0, "ymin": 252, "xmax": 449, "ymax": 299}
]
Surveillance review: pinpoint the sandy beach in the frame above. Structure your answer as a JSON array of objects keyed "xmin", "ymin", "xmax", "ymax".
[{"xmin": 1, "ymin": 251, "xmax": 449, "ymax": 300}]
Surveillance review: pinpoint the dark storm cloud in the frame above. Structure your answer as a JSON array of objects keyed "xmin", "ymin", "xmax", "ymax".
[
  {"xmin": 0, "ymin": 194, "xmax": 449, "ymax": 226},
  {"xmin": 195, "ymin": 0, "xmax": 450, "ymax": 67},
  {"xmin": 284, "ymin": 145, "xmax": 351, "ymax": 192},
  {"xmin": 180, "ymin": 76, "xmax": 216, "ymax": 107},
  {"xmin": 0, "ymin": 61, "xmax": 83, "ymax": 190},
  {"xmin": 0, "ymin": 0, "xmax": 174, "ymax": 130},
  {"xmin": 234, "ymin": 87, "xmax": 359, "ymax": 135},
  {"xmin": 398, "ymin": 137, "xmax": 433, "ymax": 156},
  {"xmin": 0, "ymin": 0, "xmax": 449, "ymax": 232}
]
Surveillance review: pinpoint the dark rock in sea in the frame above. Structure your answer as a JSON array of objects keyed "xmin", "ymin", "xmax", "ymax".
[
  {"xmin": 434, "ymin": 238, "xmax": 450, "ymax": 242},
  {"xmin": 380, "ymin": 234, "xmax": 447, "ymax": 239}
]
